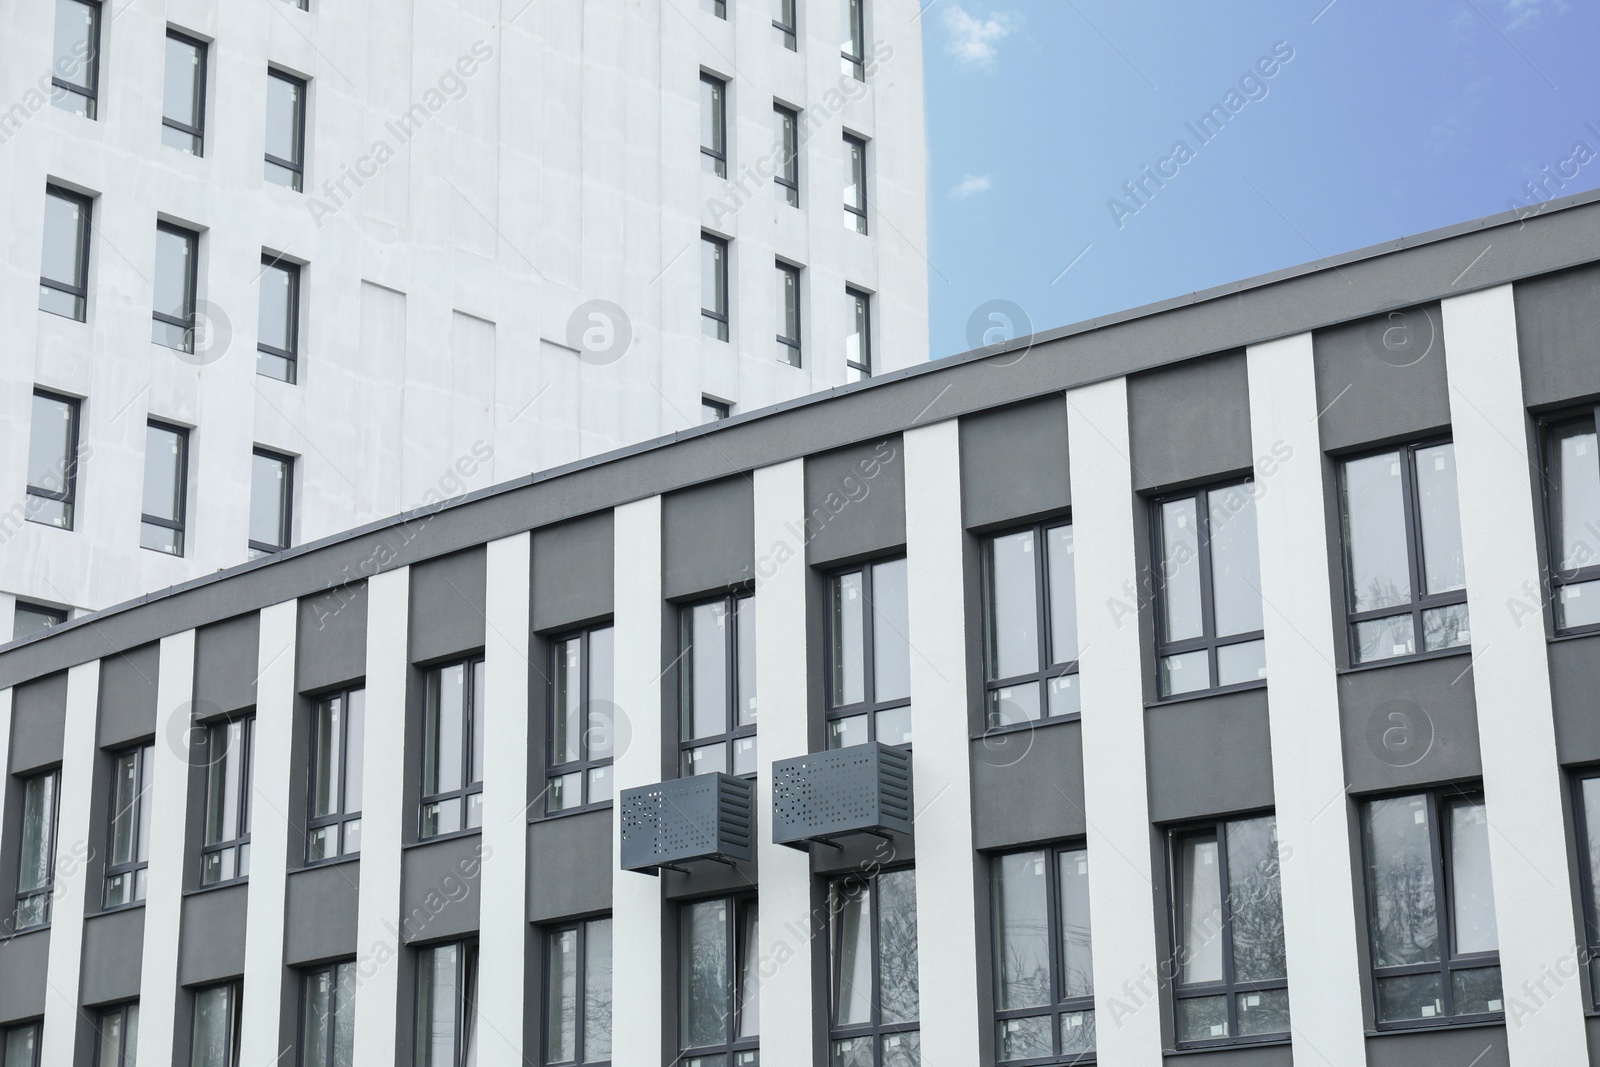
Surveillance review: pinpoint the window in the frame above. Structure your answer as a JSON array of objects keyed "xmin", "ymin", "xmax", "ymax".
[
  {"xmin": 844, "ymin": 135, "xmax": 868, "ymax": 233},
  {"xmin": 191, "ymin": 983, "xmax": 241, "ymax": 1067},
  {"xmin": 258, "ymin": 256, "xmax": 300, "ymax": 382},
  {"xmin": 841, "ymin": 0, "xmax": 866, "ymax": 79},
  {"xmin": 265, "ymin": 70, "xmax": 307, "ymax": 190},
  {"xmin": 1575, "ymin": 773, "xmax": 1600, "ymax": 1008},
  {"xmin": 278, "ymin": 0, "xmax": 310, "ymax": 9},
  {"xmin": 774, "ymin": 104, "xmax": 799, "ymax": 207},
  {"xmin": 701, "ymin": 234, "xmax": 729, "ymax": 341},
  {"xmin": 774, "ymin": 0, "xmax": 798, "ymax": 49},
  {"xmin": 827, "ymin": 558, "xmax": 910, "ymax": 748},
  {"xmin": 104, "ymin": 744, "xmax": 154, "ymax": 907},
  {"xmin": 416, "ymin": 942, "xmax": 478, "ymax": 1067},
  {"xmin": 846, "ymin": 288, "xmax": 872, "ymax": 381},
  {"xmin": 0, "ymin": 1023, "xmax": 39, "ymax": 1067},
  {"xmin": 700, "ymin": 74, "xmax": 727, "ymax": 178},
  {"xmin": 776, "ymin": 261, "xmax": 801, "ymax": 367},
  {"xmin": 162, "ymin": 31, "xmax": 206, "ymax": 154},
  {"xmin": 1169, "ymin": 814, "xmax": 1289, "ymax": 1047},
  {"xmin": 308, "ymin": 688, "xmax": 365, "ymax": 861},
  {"xmin": 701, "ymin": 0, "xmax": 726, "ymax": 17},
  {"xmin": 95, "ymin": 1003, "xmax": 139, "ymax": 1067},
  {"xmin": 300, "ymin": 961, "xmax": 355, "ymax": 1067},
  {"xmin": 991, "ymin": 846, "xmax": 1094, "ymax": 1064},
  {"xmin": 249, "ymin": 448, "xmax": 294, "ymax": 557},
  {"xmin": 547, "ymin": 627, "xmax": 615, "ymax": 813},
  {"xmin": 14, "ymin": 772, "xmax": 60, "ymax": 930},
  {"xmin": 142, "ymin": 421, "xmax": 189, "ymax": 556},
  {"xmin": 1361, "ymin": 788, "xmax": 1500, "ymax": 1027},
  {"xmin": 830, "ymin": 869, "xmax": 918, "ymax": 1066},
  {"xmin": 152, "ymin": 222, "xmax": 199, "ymax": 352},
  {"xmin": 13, "ymin": 602, "xmax": 67, "ymax": 640},
  {"xmin": 1542, "ymin": 413, "xmax": 1600, "ymax": 631},
  {"xmin": 680, "ymin": 596, "xmax": 757, "ymax": 777},
  {"xmin": 26, "ymin": 390, "xmax": 80, "ymax": 530},
  {"xmin": 1153, "ymin": 480, "xmax": 1265, "ymax": 697},
  {"xmin": 680, "ymin": 897, "xmax": 759, "ymax": 1066},
  {"xmin": 1340, "ymin": 440, "xmax": 1468, "ymax": 664},
  {"xmin": 51, "ymin": 0, "xmax": 100, "ymax": 118},
  {"xmin": 701, "ymin": 397, "xmax": 731, "ymax": 424},
  {"xmin": 545, "ymin": 918, "xmax": 613, "ymax": 1067},
  {"xmin": 40, "ymin": 185, "xmax": 91, "ymax": 320},
  {"xmin": 985, "ymin": 521, "xmax": 1079, "ymax": 728},
  {"xmin": 200, "ymin": 717, "xmax": 253, "ymax": 886},
  {"xmin": 421, "ymin": 661, "xmax": 484, "ymax": 838}
]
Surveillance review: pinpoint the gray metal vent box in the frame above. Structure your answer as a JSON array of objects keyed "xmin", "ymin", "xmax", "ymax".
[
  {"xmin": 771, "ymin": 742, "xmax": 913, "ymax": 849},
  {"xmin": 620, "ymin": 773, "xmax": 754, "ymax": 875}
]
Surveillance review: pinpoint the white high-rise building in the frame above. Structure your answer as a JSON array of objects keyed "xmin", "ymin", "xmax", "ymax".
[{"xmin": 0, "ymin": 0, "xmax": 929, "ymax": 633}]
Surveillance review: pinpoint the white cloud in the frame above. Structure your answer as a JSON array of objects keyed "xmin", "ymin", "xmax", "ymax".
[
  {"xmin": 1502, "ymin": 0, "xmax": 1568, "ymax": 30},
  {"xmin": 951, "ymin": 174, "xmax": 992, "ymax": 199},
  {"xmin": 940, "ymin": 5, "xmax": 1017, "ymax": 68}
]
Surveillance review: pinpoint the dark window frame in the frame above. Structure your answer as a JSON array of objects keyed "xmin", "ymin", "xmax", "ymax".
[
  {"xmin": 827, "ymin": 867, "xmax": 919, "ymax": 1063},
  {"xmin": 141, "ymin": 420, "xmax": 189, "ymax": 556},
  {"xmin": 983, "ymin": 519, "xmax": 1079, "ymax": 731},
  {"xmin": 701, "ymin": 233, "xmax": 729, "ymax": 342},
  {"xmin": 51, "ymin": 0, "xmax": 101, "ymax": 119},
  {"xmin": 678, "ymin": 593, "xmax": 756, "ymax": 778},
  {"xmin": 199, "ymin": 715, "xmax": 254, "ymax": 889},
  {"xmin": 1150, "ymin": 478, "xmax": 1265, "ymax": 700},
  {"xmin": 702, "ymin": 0, "xmax": 727, "ymax": 18},
  {"xmin": 414, "ymin": 940, "xmax": 479, "ymax": 1067},
  {"xmin": 0, "ymin": 1020, "xmax": 41, "ymax": 1067},
  {"xmin": 846, "ymin": 286, "xmax": 872, "ymax": 380},
  {"xmin": 13, "ymin": 602, "xmax": 68, "ymax": 638},
  {"xmin": 265, "ymin": 68, "xmax": 307, "ymax": 191},
  {"xmin": 40, "ymin": 184, "xmax": 92, "ymax": 320},
  {"xmin": 1539, "ymin": 409, "xmax": 1600, "ymax": 636},
  {"xmin": 419, "ymin": 659, "xmax": 485, "ymax": 841},
  {"xmin": 844, "ymin": 134, "xmax": 868, "ymax": 234},
  {"xmin": 93, "ymin": 1001, "xmax": 139, "ymax": 1067},
  {"xmin": 1359, "ymin": 784, "xmax": 1502, "ymax": 1031},
  {"xmin": 700, "ymin": 73, "xmax": 727, "ymax": 178},
  {"xmin": 258, "ymin": 255, "xmax": 301, "ymax": 383},
  {"xmin": 825, "ymin": 557, "xmax": 910, "ymax": 748},
  {"xmin": 701, "ymin": 397, "xmax": 731, "ymax": 424},
  {"xmin": 774, "ymin": 103, "xmax": 800, "ymax": 206},
  {"xmin": 249, "ymin": 447, "xmax": 295, "ymax": 556},
  {"xmin": 296, "ymin": 958, "xmax": 355, "ymax": 1067},
  {"xmin": 678, "ymin": 894, "xmax": 760, "ymax": 1065},
  {"xmin": 306, "ymin": 686, "xmax": 364, "ymax": 863},
  {"xmin": 103, "ymin": 743, "xmax": 154, "ymax": 910},
  {"xmin": 1572, "ymin": 769, "xmax": 1600, "ymax": 1010},
  {"xmin": 545, "ymin": 626, "xmax": 615, "ymax": 815},
  {"xmin": 841, "ymin": 0, "xmax": 866, "ymax": 80},
  {"xmin": 152, "ymin": 221, "xmax": 199, "ymax": 354},
  {"xmin": 190, "ymin": 981, "xmax": 242, "ymax": 1067},
  {"xmin": 774, "ymin": 0, "xmax": 797, "ymax": 49},
  {"xmin": 1166, "ymin": 814, "xmax": 1289, "ymax": 1051},
  {"xmin": 543, "ymin": 917, "xmax": 613, "ymax": 1067},
  {"xmin": 776, "ymin": 260, "xmax": 802, "ymax": 367},
  {"xmin": 26, "ymin": 389, "xmax": 81, "ymax": 531},
  {"xmin": 1338, "ymin": 436, "xmax": 1469, "ymax": 666},
  {"xmin": 13, "ymin": 770, "xmax": 61, "ymax": 931},
  {"xmin": 161, "ymin": 29, "xmax": 208, "ymax": 155}
]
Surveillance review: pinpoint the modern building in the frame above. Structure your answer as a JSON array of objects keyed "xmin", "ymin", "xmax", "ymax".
[
  {"xmin": 4, "ymin": 189, "xmax": 1600, "ymax": 1067},
  {"xmin": 0, "ymin": 0, "xmax": 929, "ymax": 633}
]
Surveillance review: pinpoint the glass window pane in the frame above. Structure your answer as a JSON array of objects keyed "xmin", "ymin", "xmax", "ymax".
[
  {"xmin": 426, "ymin": 665, "xmax": 466, "ymax": 795},
  {"xmin": 736, "ymin": 597, "xmax": 757, "ymax": 728},
  {"xmin": 1353, "ymin": 613, "xmax": 1416, "ymax": 664},
  {"xmin": 988, "ymin": 531, "xmax": 1039, "ymax": 680},
  {"xmin": 737, "ymin": 902, "xmax": 760, "ymax": 1039},
  {"xmin": 1159, "ymin": 650, "xmax": 1210, "ymax": 697},
  {"xmin": 249, "ymin": 452, "xmax": 290, "ymax": 549},
  {"xmin": 302, "ymin": 969, "xmax": 332, "ymax": 1067},
  {"xmin": 1046, "ymin": 525, "xmax": 1079, "ymax": 664},
  {"xmin": 1178, "ymin": 833, "xmax": 1224, "ymax": 985},
  {"xmin": 1452, "ymin": 966, "xmax": 1504, "ymax": 1015},
  {"xmin": 987, "ymin": 682, "xmax": 1040, "ymax": 729},
  {"xmin": 1364, "ymin": 794, "xmax": 1440, "ymax": 967},
  {"xmin": 1225, "ymin": 817, "xmax": 1286, "ymax": 982},
  {"xmin": 878, "ymin": 869, "xmax": 920, "ymax": 1024},
  {"xmin": 416, "ymin": 945, "xmax": 460, "ymax": 1067},
  {"xmin": 997, "ymin": 1016, "xmax": 1052, "ymax": 1061},
  {"xmin": 18, "ymin": 773, "xmax": 57, "ymax": 896},
  {"xmin": 547, "ymin": 929, "xmax": 577, "ymax": 1063},
  {"xmin": 1551, "ymin": 419, "xmax": 1600, "ymax": 573},
  {"xmin": 259, "ymin": 262, "xmax": 295, "ymax": 353},
  {"xmin": 1558, "ymin": 578, "xmax": 1600, "ymax": 630},
  {"xmin": 335, "ymin": 963, "xmax": 356, "ymax": 1066},
  {"xmin": 874, "ymin": 706, "xmax": 912, "ymax": 747},
  {"xmin": 682, "ymin": 900, "xmax": 731, "ymax": 1049},
  {"xmin": 96, "ymin": 1009, "xmax": 124, "ymax": 1067},
  {"xmin": 345, "ymin": 689, "xmax": 366, "ymax": 814},
  {"xmin": 1375, "ymin": 972, "xmax": 1444, "ymax": 1023},
  {"xmin": 1237, "ymin": 987, "xmax": 1291, "ymax": 1036},
  {"xmin": 109, "ymin": 752, "xmax": 138, "ymax": 867},
  {"xmin": 1176, "ymin": 995, "xmax": 1228, "ymax": 1043},
  {"xmin": 54, "ymin": 0, "xmax": 97, "ymax": 93},
  {"xmin": 266, "ymin": 74, "xmax": 303, "ymax": 164},
  {"xmin": 470, "ymin": 660, "xmax": 486, "ymax": 786},
  {"xmin": 191, "ymin": 985, "xmax": 234, "ymax": 1067},
  {"xmin": 588, "ymin": 627, "xmax": 616, "ymax": 760},
  {"xmin": 1216, "ymin": 639, "xmax": 1267, "ymax": 687},
  {"xmin": 846, "ymin": 291, "xmax": 869, "ymax": 371},
  {"xmin": 42, "ymin": 189, "xmax": 88, "ymax": 291},
  {"xmin": 1059, "ymin": 848, "xmax": 1094, "ymax": 998},
  {"xmin": 1342, "ymin": 451, "xmax": 1412, "ymax": 611},
  {"xmin": 832, "ymin": 572, "xmax": 865, "ymax": 706},
  {"xmin": 163, "ymin": 35, "xmax": 204, "ymax": 135},
  {"xmin": 1160, "ymin": 498, "xmax": 1203, "ymax": 641},
  {"xmin": 871, "ymin": 559, "xmax": 911, "ymax": 702},
  {"xmin": 586, "ymin": 919, "xmax": 613, "ymax": 1059},
  {"xmin": 829, "ymin": 714, "xmax": 868, "ymax": 750},
  {"xmin": 686, "ymin": 602, "xmax": 730, "ymax": 742},
  {"xmin": 1208, "ymin": 484, "xmax": 1263, "ymax": 636},
  {"xmin": 553, "ymin": 638, "xmax": 582, "ymax": 764},
  {"xmin": 701, "ymin": 238, "xmax": 726, "ymax": 318},
  {"xmin": 28, "ymin": 393, "xmax": 75, "ymax": 496},
  {"xmin": 1585, "ymin": 779, "xmax": 1600, "ymax": 948},
  {"xmin": 311, "ymin": 695, "xmax": 340, "ymax": 818},
  {"xmin": 1448, "ymin": 798, "xmax": 1498, "ymax": 955},
  {"xmin": 1421, "ymin": 604, "xmax": 1471, "ymax": 652},
  {"xmin": 1415, "ymin": 443, "xmax": 1466, "ymax": 595},
  {"xmin": 153, "ymin": 227, "xmax": 194, "ymax": 321},
  {"xmin": 833, "ymin": 881, "xmax": 873, "ymax": 1026},
  {"xmin": 992, "ymin": 851, "xmax": 1050, "ymax": 1010},
  {"xmin": 143, "ymin": 423, "xmax": 185, "ymax": 524}
]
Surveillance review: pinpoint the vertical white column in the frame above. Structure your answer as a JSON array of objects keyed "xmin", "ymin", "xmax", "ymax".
[
  {"xmin": 1066, "ymin": 380, "xmax": 1163, "ymax": 1065},
  {"xmin": 754, "ymin": 459, "xmax": 816, "ymax": 1067},
  {"xmin": 612, "ymin": 498, "xmax": 664, "ymax": 1065},
  {"xmin": 1444, "ymin": 285, "xmax": 1589, "ymax": 1063},
  {"xmin": 239, "ymin": 600, "xmax": 298, "ymax": 1066},
  {"xmin": 903, "ymin": 421, "xmax": 982, "ymax": 1065},
  {"xmin": 40, "ymin": 661, "xmax": 100, "ymax": 1065},
  {"xmin": 136, "ymin": 629, "xmax": 198, "ymax": 1067},
  {"xmin": 352, "ymin": 568, "xmax": 411, "ymax": 1067},
  {"xmin": 1246, "ymin": 333, "xmax": 1369, "ymax": 1064},
  {"xmin": 478, "ymin": 533, "xmax": 533, "ymax": 1058}
]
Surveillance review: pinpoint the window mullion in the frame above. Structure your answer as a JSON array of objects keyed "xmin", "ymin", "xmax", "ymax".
[
  {"xmin": 1034, "ymin": 525, "xmax": 1052, "ymax": 685},
  {"xmin": 1214, "ymin": 819, "xmax": 1241, "ymax": 1039}
]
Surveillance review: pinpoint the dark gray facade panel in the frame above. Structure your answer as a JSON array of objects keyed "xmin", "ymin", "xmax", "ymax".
[
  {"xmin": 803, "ymin": 438, "xmax": 905, "ymax": 566},
  {"xmin": 1312, "ymin": 303, "xmax": 1453, "ymax": 454},
  {"xmin": 970, "ymin": 721, "xmax": 1086, "ymax": 850},
  {"xmin": 296, "ymin": 583, "xmax": 368, "ymax": 693},
  {"xmin": 532, "ymin": 512, "xmax": 615, "ymax": 633},
  {"xmin": 810, "ymin": 833, "xmax": 914, "ymax": 878},
  {"xmin": 662, "ymin": 477, "xmax": 755, "ymax": 600},
  {"xmin": 1516, "ymin": 262, "xmax": 1600, "ymax": 408},
  {"xmin": 1337, "ymin": 655, "xmax": 1483, "ymax": 794},
  {"xmin": 193, "ymin": 614, "xmax": 260, "ymax": 715},
  {"xmin": 398, "ymin": 836, "xmax": 486, "ymax": 943},
  {"xmin": 527, "ymin": 811, "xmax": 612, "ymax": 922},
  {"xmin": 1551, "ymin": 635, "xmax": 1600, "ymax": 764},
  {"xmin": 8, "ymin": 671, "xmax": 67, "ymax": 773},
  {"xmin": 79, "ymin": 908, "xmax": 146, "ymax": 1005},
  {"xmin": 284, "ymin": 861, "xmax": 361, "ymax": 965},
  {"xmin": 178, "ymin": 883, "xmax": 249, "ymax": 985},
  {"xmin": 408, "ymin": 547, "xmax": 488, "ymax": 662},
  {"xmin": 663, "ymin": 857, "xmax": 759, "ymax": 902},
  {"xmin": 97, "ymin": 644, "xmax": 159, "ymax": 749},
  {"xmin": 1365, "ymin": 1026, "xmax": 1508, "ymax": 1067},
  {"xmin": 1161, "ymin": 1044, "xmax": 1292, "ymax": 1067},
  {"xmin": 1127, "ymin": 350, "xmax": 1253, "ymax": 491},
  {"xmin": 1146, "ymin": 688, "xmax": 1275, "ymax": 824},
  {"xmin": 1588, "ymin": 1015, "xmax": 1600, "ymax": 1067},
  {"xmin": 958, "ymin": 396, "xmax": 1071, "ymax": 530},
  {"xmin": 0, "ymin": 929, "xmax": 49, "ymax": 1022}
]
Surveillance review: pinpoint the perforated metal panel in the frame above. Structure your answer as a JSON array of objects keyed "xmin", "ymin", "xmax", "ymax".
[
  {"xmin": 771, "ymin": 742, "xmax": 914, "ymax": 848},
  {"xmin": 619, "ymin": 773, "xmax": 755, "ymax": 873}
]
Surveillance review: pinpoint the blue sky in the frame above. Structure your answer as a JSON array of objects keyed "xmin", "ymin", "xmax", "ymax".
[{"xmin": 919, "ymin": 0, "xmax": 1600, "ymax": 358}]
